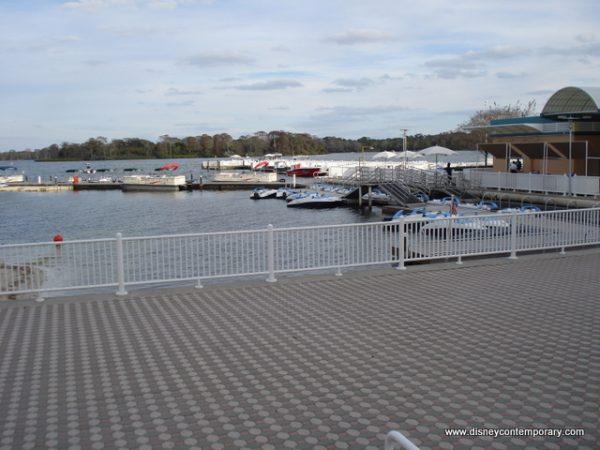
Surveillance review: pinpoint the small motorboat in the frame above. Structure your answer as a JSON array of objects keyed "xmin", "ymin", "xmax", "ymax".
[
  {"xmin": 286, "ymin": 193, "xmax": 345, "ymax": 208},
  {"xmin": 276, "ymin": 188, "xmax": 300, "ymax": 199},
  {"xmin": 123, "ymin": 168, "xmax": 143, "ymax": 172},
  {"xmin": 286, "ymin": 164, "xmax": 324, "ymax": 177},
  {"xmin": 156, "ymin": 163, "xmax": 179, "ymax": 171},
  {"xmin": 250, "ymin": 188, "xmax": 278, "ymax": 199}
]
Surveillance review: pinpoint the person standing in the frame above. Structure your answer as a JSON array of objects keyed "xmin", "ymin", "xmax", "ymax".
[{"xmin": 444, "ymin": 163, "xmax": 453, "ymax": 182}]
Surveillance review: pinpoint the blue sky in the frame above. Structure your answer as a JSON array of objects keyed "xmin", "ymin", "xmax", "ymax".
[{"xmin": 1, "ymin": 0, "xmax": 599, "ymax": 150}]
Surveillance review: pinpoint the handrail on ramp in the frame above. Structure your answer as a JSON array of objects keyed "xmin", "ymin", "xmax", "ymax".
[{"xmin": 384, "ymin": 430, "xmax": 421, "ymax": 450}]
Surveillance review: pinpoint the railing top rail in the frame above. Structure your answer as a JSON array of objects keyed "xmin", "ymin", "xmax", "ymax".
[
  {"xmin": 122, "ymin": 228, "xmax": 268, "ymax": 241},
  {"xmin": 2, "ymin": 207, "xmax": 599, "ymax": 249},
  {"xmin": 0, "ymin": 237, "xmax": 116, "ymax": 250}
]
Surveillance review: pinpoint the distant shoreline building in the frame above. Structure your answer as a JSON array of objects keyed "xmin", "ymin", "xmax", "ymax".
[{"xmin": 479, "ymin": 86, "xmax": 600, "ymax": 176}]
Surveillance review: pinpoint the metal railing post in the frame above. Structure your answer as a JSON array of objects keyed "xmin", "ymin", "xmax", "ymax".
[
  {"xmin": 396, "ymin": 220, "xmax": 406, "ymax": 270},
  {"xmin": 266, "ymin": 224, "xmax": 277, "ymax": 283},
  {"xmin": 509, "ymin": 213, "xmax": 518, "ymax": 259},
  {"xmin": 115, "ymin": 232, "xmax": 128, "ymax": 296}
]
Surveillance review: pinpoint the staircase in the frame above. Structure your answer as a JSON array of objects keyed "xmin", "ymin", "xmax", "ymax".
[{"xmin": 377, "ymin": 182, "xmax": 424, "ymax": 206}]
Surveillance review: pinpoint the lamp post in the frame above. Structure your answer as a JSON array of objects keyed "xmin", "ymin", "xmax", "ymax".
[
  {"xmin": 568, "ymin": 118, "xmax": 573, "ymax": 195},
  {"xmin": 358, "ymin": 145, "xmax": 374, "ymax": 182},
  {"xmin": 558, "ymin": 115, "xmax": 576, "ymax": 196},
  {"xmin": 401, "ymin": 128, "xmax": 408, "ymax": 171}
]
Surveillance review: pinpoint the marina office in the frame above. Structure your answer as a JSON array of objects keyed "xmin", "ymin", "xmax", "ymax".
[{"xmin": 479, "ymin": 86, "xmax": 600, "ymax": 177}]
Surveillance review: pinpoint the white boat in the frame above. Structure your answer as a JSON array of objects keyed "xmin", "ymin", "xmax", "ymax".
[
  {"xmin": 250, "ymin": 188, "xmax": 278, "ymax": 199},
  {"xmin": 286, "ymin": 193, "xmax": 345, "ymax": 208},
  {"xmin": 213, "ymin": 171, "xmax": 277, "ymax": 183},
  {"xmin": 201, "ymin": 156, "xmax": 252, "ymax": 170},
  {"xmin": 0, "ymin": 174, "xmax": 24, "ymax": 184},
  {"xmin": 121, "ymin": 175, "xmax": 186, "ymax": 191},
  {"xmin": 276, "ymin": 188, "xmax": 300, "ymax": 199}
]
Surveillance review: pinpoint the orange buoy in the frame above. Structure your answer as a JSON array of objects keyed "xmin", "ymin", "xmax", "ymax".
[{"xmin": 53, "ymin": 234, "xmax": 64, "ymax": 242}]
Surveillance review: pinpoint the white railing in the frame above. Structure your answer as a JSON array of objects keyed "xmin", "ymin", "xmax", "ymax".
[
  {"xmin": 385, "ymin": 431, "xmax": 421, "ymax": 450},
  {"xmin": 464, "ymin": 169, "xmax": 600, "ymax": 196},
  {"xmin": 1, "ymin": 208, "xmax": 599, "ymax": 300}
]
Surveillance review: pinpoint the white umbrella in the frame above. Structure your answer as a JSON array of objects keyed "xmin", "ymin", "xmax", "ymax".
[
  {"xmin": 419, "ymin": 146, "xmax": 456, "ymax": 166},
  {"xmin": 396, "ymin": 150, "xmax": 420, "ymax": 159},
  {"xmin": 419, "ymin": 146, "xmax": 457, "ymax": 182},
  {"xmin": 372, "ymin": 151, "xmax": 398, "ymax": 160},
  {"xmin": 418, "ymin": 145, "xmax": 456, "ymax": 157}
]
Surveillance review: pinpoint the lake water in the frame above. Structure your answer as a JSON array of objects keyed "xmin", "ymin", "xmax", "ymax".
[{"xmin": 1, "ymin": 152, "xmax": 483, "ymax": 244}]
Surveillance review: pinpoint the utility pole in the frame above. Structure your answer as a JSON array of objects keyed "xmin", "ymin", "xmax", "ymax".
[{"xmin": 401, "ymin": 128, "xmax": 408, "ymax": 170}]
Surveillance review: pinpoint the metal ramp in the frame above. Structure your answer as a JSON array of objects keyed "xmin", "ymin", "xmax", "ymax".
[{"xmin": 377, "ymin": 182, "xmax": 424, "ymax": 206}]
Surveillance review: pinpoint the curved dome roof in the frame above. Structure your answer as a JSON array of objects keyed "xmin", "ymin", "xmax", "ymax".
[{"xmin": 541, "ymin": 86, "xmax": 600, "ymax": 118}]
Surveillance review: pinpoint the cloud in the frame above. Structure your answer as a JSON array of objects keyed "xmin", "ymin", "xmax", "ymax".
[
  {"xmin": 322, "ymin": 87, "xmax": 353, "ymax": 94},
  {"xmin": 99, "ymin": 25, "xmax": 164, "ymax": 38},
  {"xmin": 496, "ymin": 71, "xmax": 526, "ymax": 79},
  {"xmin": 271, "ymin": 45, "xmax": 290, "ymax": 53},
  {"xmin": 166, "ymin": 100, "xmax": 195, "ymax": 107},
  {"xmin": 325, "ymin": 29, "xmax": 393, "ymax": 46},
  {"xmin": 165, "ymin": 87, "xmax": 202, "ymax": 96},
  {"xmin": 323, "ymin": 75, "xmax": 401, "ymax": 93},
  {"xmin": 539, "ymin": 42, "xmax": 600, "ymax": 58},
  {"xmin": 310, "ymin": 105, "xmax": 407, "ymax": 123},
  {"xmin": 84, "ymin": 60, "xmax": 108, "ymax": 66},
  {"xmin": 331, "ymin": 78, "xmax": 375, "ymax": 90},
  {"xmin": 62, "ymin": 0, "xmax": 136, "ymax": 11},
  {"xmin": 182, "ymin": 53, "xmax": 254, "ymax": 67},
  {"xmin": 424, "ymin": 46, "xmax": 523, "ymax": 79},
  {"xmin": 234, "ymin": 80, "xmax": 303, "ymax": 91},
  {"xmin": 147, "ymin": 0, "xmax": 178, "ymax": 8}
]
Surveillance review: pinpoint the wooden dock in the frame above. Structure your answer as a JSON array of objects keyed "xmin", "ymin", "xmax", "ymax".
[
  {"xmin": 1, "ymin": 181, "xmax": 305, "ymax": 193},
  {"xmin": 0, "ymin": 183, "xmax": 72, "ymax": 192}
]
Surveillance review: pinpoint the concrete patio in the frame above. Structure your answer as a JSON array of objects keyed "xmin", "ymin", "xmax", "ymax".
[{"xmin": 0, "ymin": 248, "xmax": 599, "ymax": 449}]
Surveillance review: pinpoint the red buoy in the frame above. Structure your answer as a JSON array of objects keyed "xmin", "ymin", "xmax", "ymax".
[{"xmin": 53, "ymin": 234, "xmax": 64, "ymax": 242}]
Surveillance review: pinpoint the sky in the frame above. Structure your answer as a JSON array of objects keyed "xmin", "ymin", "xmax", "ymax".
[{"xmin": 1, "ymin": 0, "xmax": 599, "ymax": 151}]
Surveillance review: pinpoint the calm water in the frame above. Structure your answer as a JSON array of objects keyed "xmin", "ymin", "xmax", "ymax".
[{"xmin": 1, "ymin": 153, "xmax": 483, "ymax": 244}]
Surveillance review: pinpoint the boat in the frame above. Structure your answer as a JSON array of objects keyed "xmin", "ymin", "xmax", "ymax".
[
  {"xmin": 0, "ymin": 173, "xmax": 24, "ymax": 184},
  {"xmin": 155, "ymin": 163, "xmax": 179, "ymax": 171},
  {"xmin": 286, "ymin": 193, "xmax": 345, "ymax": 208},
  {"xmin": 66, "ymin": 163, "xmax": 97, "ymax": 174},
  {"xmin": 250, "ymin": 188, "xmax": 278, "ymax": 199},
  {"xmin": 213, "ymin": 171, "xmax": 278, "ymax": 183},
  {"xmin": 123, "ymin": 167, "xmax": 143, "ymax": 172},
  {"xmin": 392, "ymin": 205, "xmax": 511, "ymax": 234},
  {"xmin": 276, "ymin": 188, "xmax": 300, "ymax": 199},
  {"xmin": 83, "ymin": 163, "xmax": 95, "ymax": 174},
  {"xmin": 121, "ymin": 175, "xmax": 186, "ymax": 191},
  {"xmin": 201, "ymin": 156, "xmax": 251, "ymax": 170},
  {"xmin": 286, "ymin": 164, "xmax": 326, "ymax": 177}
]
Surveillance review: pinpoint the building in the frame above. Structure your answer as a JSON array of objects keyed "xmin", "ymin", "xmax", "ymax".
[{"xmin": 480, "ymin": 86, "xmax": 600, "ymax": 177}]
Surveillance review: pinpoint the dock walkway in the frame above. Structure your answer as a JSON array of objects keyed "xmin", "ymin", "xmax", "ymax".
[{"xmin": 0, "ymin": 249, "xmax": 599, "ymax": 449}]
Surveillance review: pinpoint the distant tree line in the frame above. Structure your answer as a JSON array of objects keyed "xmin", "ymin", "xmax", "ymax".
[
  {"xmin": 0, "ymin": 101, "xmax": 536, "ymax": 160},
  {"xmin": 0, "ymin": 130, "xmax": 482, "ymax": 161}
]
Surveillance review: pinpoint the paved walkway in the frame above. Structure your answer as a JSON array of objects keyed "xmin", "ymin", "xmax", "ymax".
[{"xmin": 0, "ymin": 248, "xmax": 599, "ymax": 450}]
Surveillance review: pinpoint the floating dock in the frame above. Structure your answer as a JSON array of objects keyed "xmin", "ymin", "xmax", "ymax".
[{"xmin": 1, "ymin": 181, "xmax": 304, "ymax": 192}]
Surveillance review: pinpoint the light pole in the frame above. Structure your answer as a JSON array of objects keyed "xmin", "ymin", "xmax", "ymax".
[
  {"xmin": 568, "ymin": 118, "xmax": 573, "ymax": 195},
  {"xmin": 359, "ymin": 145, "xmax": 373, "ymax": 182},
  {"xmin": 558, "ymin": 115, "xmax": 576, "ymax": 195},
  {"xmin": 401, "ymin": 128, "xmax": 408, "ymax": 170}
]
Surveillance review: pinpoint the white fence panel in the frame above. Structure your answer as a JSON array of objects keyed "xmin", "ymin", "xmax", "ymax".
[
  {"xmin": 1, "ymin": 208, "xmax": 599, "ymax": 299},
  {"xmin": 463, "ymin": 169, "xmax": 600, "ymax": 196},
  {"xmin": 122, "ymin": 230, "xmax": 269, "ymax": 285}
]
